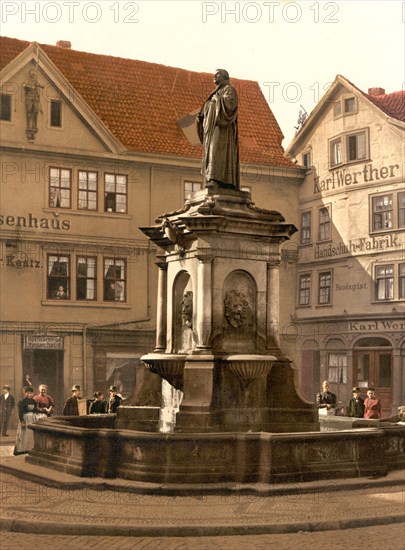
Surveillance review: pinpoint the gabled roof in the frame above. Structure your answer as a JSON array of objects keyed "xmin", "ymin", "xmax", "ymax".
[
  {"xmin": 286, "ymin": 74, "xmax": 405, "ymax": 157},
  {"xmin": 0, "ymin": 36, "xmax": 294, "ymax": 167}
]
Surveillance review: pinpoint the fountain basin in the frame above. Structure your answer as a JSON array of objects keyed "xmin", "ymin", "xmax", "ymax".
[{"xmin": 27, "ymin": 417, "xmax": 405, "ymax": 484}]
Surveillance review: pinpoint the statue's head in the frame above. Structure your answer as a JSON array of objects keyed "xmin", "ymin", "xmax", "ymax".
[{"xmin": 214, "ymin": 69, "xmax": 230, "ymax": 85}]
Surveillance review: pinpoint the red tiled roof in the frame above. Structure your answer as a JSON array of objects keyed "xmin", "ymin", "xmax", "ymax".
[
  {"xmin": 342, "ymin": 76, "xmax": 405, "ymax": 123},
  {"xmin": 365, "ymin": 90, "xmax": 405, "ymax": 123},
  {"xmin": 0, "ymin": 36, "xmax": 293, "ymax": 167}
]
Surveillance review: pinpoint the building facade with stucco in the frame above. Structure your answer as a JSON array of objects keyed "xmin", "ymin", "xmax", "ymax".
[
  {"xmin": 0, "ymin": 37, "xmax": 303, "ymax": 410},
  {"xmin": 285, "ymin": 75, "xmax": 405, "ymax": 415}
]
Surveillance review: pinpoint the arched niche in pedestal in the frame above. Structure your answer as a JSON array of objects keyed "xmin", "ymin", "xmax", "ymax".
[
  {"xmin": 222, "ymin": 270, "xmax": 257, "ymax": 353},
  {"xmin": 172, "ymin": 270, "xmax": 194, "ymax": 353}
]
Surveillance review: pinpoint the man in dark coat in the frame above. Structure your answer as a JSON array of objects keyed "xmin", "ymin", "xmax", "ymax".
[
  {"xmin": 107, "ymin": 386, "xmax": 122, "ymax": 413},
  {"xmin": 347, "ymin": 387, "xmax": 365, "ymax": 418},
  {"xmin": 0, "ymin": 385, "xmax": 15, "ymax": 436},
  {"xmin": 316, "ymin": 380, "xmax": 337, "ymax": 411},
  {"xmin": 62, "ymin": 386, "xmax": 82, "ymax": 416}
]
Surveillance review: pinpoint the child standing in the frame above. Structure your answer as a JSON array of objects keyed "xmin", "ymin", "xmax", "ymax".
[{"xmin": 364, "ymin": 388, "xmax": 382, "ymax": 419}]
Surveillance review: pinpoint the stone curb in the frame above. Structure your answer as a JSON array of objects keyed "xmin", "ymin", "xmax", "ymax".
[
  {"xmin": 1, "ymin": 458, "xmax": 404, "ymax": 496},
  {"xmin": 0, "ymin": 513, "xmax": 404, "ymax": 537}
]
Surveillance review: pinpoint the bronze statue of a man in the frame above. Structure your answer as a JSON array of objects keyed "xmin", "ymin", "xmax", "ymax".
[{"xmin": 197, "ymin": 69, "xmax": 240, "ymax": 190}]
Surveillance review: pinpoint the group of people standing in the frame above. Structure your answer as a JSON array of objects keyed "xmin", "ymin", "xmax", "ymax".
[
  {"xmin": 14, "ymin": 384, "xmax": 55, "ymax": 455},
  {"xmin": 62, "ymin": 385, "xmax": 122, "ymax": 415},
  {"xmin": 317, "ymin": 380, "xmax": 382, "ymax": 419},
  {"xmin": 0, "ymin": 382, "xmax": 123, "ymax": 456}
]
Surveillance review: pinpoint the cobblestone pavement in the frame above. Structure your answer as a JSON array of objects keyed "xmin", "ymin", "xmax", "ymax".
[
  {"xmin": 0, "ymin": 468, "xmax": 404, "ymax": 538},
  {"xmin": 1, "ymin": 524, "xmax": 404, "ymax": 549}
]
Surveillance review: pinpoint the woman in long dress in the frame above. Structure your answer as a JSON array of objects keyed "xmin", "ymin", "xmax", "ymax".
[{"xmin": 14, "ymin": 386, "xmax": 39, "ymax": 455}]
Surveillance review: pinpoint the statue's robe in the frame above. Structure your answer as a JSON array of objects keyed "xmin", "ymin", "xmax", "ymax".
[{"xmin": 198, "ymin": 82, "xmax": 239, "ymax": 188}]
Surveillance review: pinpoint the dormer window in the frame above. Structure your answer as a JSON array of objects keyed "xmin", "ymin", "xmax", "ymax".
[
  {"xmin": 344, "ymin": 97, "xmax": 356, "ymax": 113},
  {"xmin": 50, "ymin": 99, "xmax": 62, "ymax": 127},
  {"xmin": 334, "ymin": 95, "xmax": 357, "ymax": 118}
]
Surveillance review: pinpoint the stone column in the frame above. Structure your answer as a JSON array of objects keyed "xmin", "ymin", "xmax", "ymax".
[
  {"xmin": 154, "ymin": 259, "xmax": 168, "ymax": 352},
  {"xmin": 196, "ymin": 255, "xmax": 213, "ymax": 350},
  {"xmin": 266, "ymin": 261, "xmax": 280, "ymax": 349}
]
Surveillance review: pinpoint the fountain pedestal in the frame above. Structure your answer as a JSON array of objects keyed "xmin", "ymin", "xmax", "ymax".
[{"xmin": 120, "ymin": 187, "xmax": 318, "ymax": 433}]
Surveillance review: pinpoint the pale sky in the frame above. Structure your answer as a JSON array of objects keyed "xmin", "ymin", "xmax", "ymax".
[{"xmin": 1, "ymin": 0, "xmax": 404, "ymax": 145}]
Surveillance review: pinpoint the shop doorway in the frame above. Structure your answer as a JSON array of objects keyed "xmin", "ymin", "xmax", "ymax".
[
  {"xmin": 22, "ymin": 350, "xmax": 64, "ymax": 413},
  {"xmin": 353, "ymin": 338, "xmax": 392, "ymax": 416}
]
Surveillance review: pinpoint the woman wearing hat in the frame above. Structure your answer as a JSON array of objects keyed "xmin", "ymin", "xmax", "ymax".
[
  {"xmin": 347, "ymin": 387, "xmax": 365, "ymax": 418},
  {"xmin": 62, "ymin": 386, "xmax": 82, "ymax": 416},
  {"xmin": 14, "ymin": 386, "xmax": 39, "ymax": 455},
  {"xmin": 107, "ymin": 386, "xmax": 122, "ymax": 414}
]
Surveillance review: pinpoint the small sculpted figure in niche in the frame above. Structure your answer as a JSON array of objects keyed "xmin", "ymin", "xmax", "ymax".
[
  {"xmin": 181, "ymin": 291, "xmax": 193, "ymax": 328},
  {"xmin": 24, "ymin": 68, "xmax": 44, "ymax": 138},
  {"xmin": 180, "ymin": 291, "xmax": 193, "ymax": 352},
  {"xmin": 197, "ymin": 69, "xmax": 240, "ymax": 189},
  {"xmin": 224, "ymin": 290, "xmax": 249, "ymax": 329}
]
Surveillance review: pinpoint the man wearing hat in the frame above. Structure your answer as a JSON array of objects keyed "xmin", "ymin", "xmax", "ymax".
[
  {"xmin": 62, "ymin": 385, "xmax": 82, "ymax": 416},
  {"xmin": 347, "ymin": 387, "xmax": 365, "ymax": 418},
  {"xmin": 107, "ymin": 386, "xmax": 122, "ymax": 414},
  {"xmin": 0, "ymin": 385, "xmax": 15, "ymax": 436}
]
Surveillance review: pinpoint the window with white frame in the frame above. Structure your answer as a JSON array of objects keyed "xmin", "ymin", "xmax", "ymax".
[
  {"xmin": 347, "ymin": 132, "xmax": 366, "ymax": 162},
  {"xmin": 398, "ymin": 192, "xmax": 405, "ymax": 228},
  {"xmin": 372, "ymin": 194, "xmax": 393, "ymax": 231},
  {"xmin": 375, "ymin": 265, "xmax": 394, "ymax": 300},
  {"xmin": 300, "ymin": 211, "xmax": 312, "ymax": 244},
  {"xmin": 399, "ymin": 264, "xmax": 405, "ymax": 300},
  {"xmin": 318, "ymin": 271, "xmax": 332, "ymax": 304},
  {"xmin": 47, "ymin": 255, "xmax": 70, "ymax": 299},
  {"xmin": 184, "ymin": 181, "xmax": 202, "ymax": 199},
  {"xmin": 328, "ymin": 353, "xmax": 347, "ymax": 384},
  {"xmin": 104, "ymin": 174, "xmax": 127, "ymax": 213},
  {"xmin": 78, "ymin": 170, "xmax": 98, "ymax": 210},
  {"xmin": 104, "ymin": 258, "xmax": 126, "ymax": 302},
  {"xmin": 49, "ymin": 167, "xmax": 71, "ymax": 208},
  {"xmin": 298, "ymin": 274, "xmax": 311, "ymax": 306},
  {"xmin": 330, "ymin": 138, "xmax": 342, "ymax": 167},
  {"xmin": 329, "ymin": 129, "xmax": 368, "ymax": 167},
  {"xmin": 318, "ymin": 206, "xmax": 331, "ymax": 241},
  {"xmin": 77, "ymin": 257, "xmax": 97, "ymax": 300}
]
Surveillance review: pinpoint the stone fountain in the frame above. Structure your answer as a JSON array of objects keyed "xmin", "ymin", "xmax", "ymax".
[
  {"xmin": 26, "ymin": 185, "xmax": 404, "ymax": 485},
  {"xmin": 26, "ymin": 70, "xmax": 404, "ymax": 485}
]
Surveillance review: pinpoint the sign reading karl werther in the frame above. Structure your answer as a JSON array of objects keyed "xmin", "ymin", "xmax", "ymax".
[{"xmin": 314, "ymin": 163, "xmax": 400, "ymax": 194}]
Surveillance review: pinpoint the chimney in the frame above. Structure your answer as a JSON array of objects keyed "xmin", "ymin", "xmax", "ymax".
[
  {"xmin": 368, "ymin": 87, "xmax": 385, "ymax": 96},
  {"xmin": 56, "ymin": 40, "xmax": 71, "ymax": 49}
]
